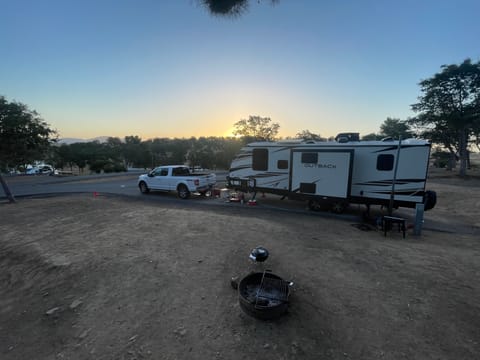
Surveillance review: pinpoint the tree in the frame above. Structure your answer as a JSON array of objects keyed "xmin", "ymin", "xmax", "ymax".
[
  {"xmin": 105, "ymin": 137, "xmax": 124, "ymax": 160},
  {"xmin": 216, "ymin": 137, "xmax": 244, "ymax": 169},
  {"xmin": 0, "ymin": 96, "xmax": 57, "ymax": 203},
  {"xmin": 104, "ymin": 137, "xmax": 126, "ymax": 170},
  {"xmin": 295, "ymin": 130, "xmax": 326, "ymax": 141},
  {"xmin": 68, "ymin": 143, "xmax": 89, "ymax": 173},
  {"xmin": 124, "ymin": 136, "xmax": 150, "ymax": 168},
  {"xmin": 146, "ymin": 138, "xmax": 170, "ymax": 168},
  {"xmin": 56, "ymin": 143, "xmax": 75, "ymax": 171},
  {"xmin": 187, "ymin": 137, "xmax": 215, "ymax": 170},
  {"xmin": 199, "ymin": 0, "xmax": 278, "ymax": 17},
  {"xmin": 361, "ymin": 133, "xmax": 381, "ymax": 141},
  {"xmin": 410, "ymin": 59, "xmax": 480, "ymax": 177},
  {"xmin": 360, "ymin": 118, "xmax": 413, "ymax": 141},
  {"xmin": 167, "ymin": 138, "xmax": 190, "ymax": 165},
  {"xmin": 379, "ymin": 117, "xmax": 413, "ymax": 139},
  {"xmin": 233, "ymin": 115, "xmax": 279, "ymax": 142}
]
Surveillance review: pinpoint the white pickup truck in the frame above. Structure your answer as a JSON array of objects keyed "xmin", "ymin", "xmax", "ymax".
[{"xmin": 138, "ymin": 165, "xmax": 216, "ymax": 199}]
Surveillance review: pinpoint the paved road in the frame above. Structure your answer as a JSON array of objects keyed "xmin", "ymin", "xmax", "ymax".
[
  {"xmin": 1, "ymin": 171, "xmax": 229, "ymax": 199},
  {"xmin": 0, "ymin": 170, "xmax": 334, "ymax": 217}
]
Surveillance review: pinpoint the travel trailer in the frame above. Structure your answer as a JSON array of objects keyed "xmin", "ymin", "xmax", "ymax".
[{"xmin": 226, "ymin": 133, "xmax": 437, "ymax": 213}]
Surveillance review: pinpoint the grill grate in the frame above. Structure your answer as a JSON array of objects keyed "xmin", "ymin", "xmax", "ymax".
[{"xmin": 255, "ymin": 271, "xmax": 289, "ymax": 308}]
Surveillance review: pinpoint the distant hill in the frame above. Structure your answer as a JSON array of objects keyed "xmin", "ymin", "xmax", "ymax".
[{"xmin": 58, "ymin": 136, "xmax": 111, "ymax": 145}]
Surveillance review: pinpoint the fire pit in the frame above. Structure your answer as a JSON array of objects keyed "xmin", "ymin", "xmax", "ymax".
[{"xmin": 238, "ymin": 271, "xmax": 291, "ymax": 320}]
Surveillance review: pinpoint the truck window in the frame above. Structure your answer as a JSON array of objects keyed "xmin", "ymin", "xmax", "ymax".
[
  {"xmin": 252, "ymin": 149, "xmax": 268, "ymax": 171},
  {"xmin": 153, "ymin": 168, "xmax": 168, "ymax": 176},
  {"xmin": 377, "ymin": 154, "xmax": 394, "ymax": 171},
  {"xmin": 172, "ymin": 167, "xmax": 188, "ymax": 176}
]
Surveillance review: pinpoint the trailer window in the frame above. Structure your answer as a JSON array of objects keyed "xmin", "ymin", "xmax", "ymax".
[
  {"xmin": 277, "ymin": 160, "xmax": 288, "ymax": 169},
  {"xmin": 301, "ymin": 153, "xmax": 318, "ymax": 164},
  {"xmin": 377, "ymin": 154, "xmax": 394, "ymax": 171},
  {"xmin": 252, "ymin": 148, "xmax": 268, "ymax": 171}
]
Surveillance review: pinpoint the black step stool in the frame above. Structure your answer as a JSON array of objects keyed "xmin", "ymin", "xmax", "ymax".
[{"xmin": 382, "ymin": 216, "xmax": 406, "ymax": 238}]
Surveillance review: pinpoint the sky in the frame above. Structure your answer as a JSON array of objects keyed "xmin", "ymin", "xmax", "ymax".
[{"xmin": 1, "ymin": 0, "xmax": 479, "ymax": 140}]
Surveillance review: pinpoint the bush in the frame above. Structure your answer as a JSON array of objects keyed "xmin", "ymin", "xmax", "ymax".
[
  {"xmin": 103, "ymin": 163, "xmax": 115, "ymax": 173},
  {"xmin": 89, "ymin": 160, "xmax": 107, "ymax": 174},
  {"xmin": 114, "ymin": 163, "xmax": 126, "ymax": 172},
  {"xmin": 431, "ymin": 151, "xmax": 453, "ymax": 168}
]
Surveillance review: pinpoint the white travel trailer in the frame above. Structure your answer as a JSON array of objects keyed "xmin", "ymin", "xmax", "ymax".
[{"xmin": 227, "ymin": 133, "xmax": 437, "ymax": 213}]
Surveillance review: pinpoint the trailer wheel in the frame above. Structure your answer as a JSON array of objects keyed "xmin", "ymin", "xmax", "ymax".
[
  {"xmin": 423, "ymin": 190, "xmax": 437, "ymax": 211},
  {"xmin": 177, "ymin": 184, "xmax": 190, "ymax": 199},
  {"xmin": 331, "ymin": 201, "xmax": 347, "ymax": 214},
  {"xmin": 308, "ymin": 200, "xmax": 323, "ymax": 212}
]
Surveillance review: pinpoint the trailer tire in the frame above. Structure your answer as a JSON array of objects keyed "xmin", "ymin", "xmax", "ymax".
[
  {"xmin": 331, "ymin": 201, "xmax": 347, "ymax": 214},
  {"xmin": 423, "ymin": 190, "xmax": 437, "ymax": 211},
  {"xmin": 308, "ymin": 200, "xmax": 323, "ymax": 212},
  {"xmin": 177, "ymin": 184, "xmax": 190, "ymax": 199}
]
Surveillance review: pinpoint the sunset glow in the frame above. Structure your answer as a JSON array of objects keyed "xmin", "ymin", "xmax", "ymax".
[{"xmin": 1, "ymin": 1, "xmax": 479, "ymax": 141}]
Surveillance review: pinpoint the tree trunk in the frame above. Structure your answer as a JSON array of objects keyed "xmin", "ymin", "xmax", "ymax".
[
  {"xmin": 447, "ymin": 153, "xmax": 455, "ymax": 171},
  {"xmin": 0, "ymin": 173, "xmax": 16, "ymax": 203},
  {"xmin": 458, "ymin": 127, "xmax": 468, "ymax": 177}
]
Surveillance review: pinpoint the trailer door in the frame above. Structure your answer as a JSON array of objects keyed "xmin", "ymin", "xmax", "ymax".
[{"xmin": 290, "ymin": 149, "xmax": 353, "ymax": 198}]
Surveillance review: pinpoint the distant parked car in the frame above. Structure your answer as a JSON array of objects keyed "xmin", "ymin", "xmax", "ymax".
[
  {"xmin": 25, "ymin": 167, "xmax": 40, "ymax": 175},
  {"xmin": 25, "ymin": 164, "xmax": 55, "ymax": 175}
]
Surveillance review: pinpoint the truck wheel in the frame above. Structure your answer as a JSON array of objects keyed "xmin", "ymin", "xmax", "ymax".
[
  {"xmin": 177, "ymin": 184, "xmax": 190, "ymax": 199},
  {"xmin": 139, "ymin": 181, "xmax": 150, "ymax": 194}
]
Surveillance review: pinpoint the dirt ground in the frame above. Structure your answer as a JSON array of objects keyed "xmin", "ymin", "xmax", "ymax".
[{"xmin": 1, "ymin": 169, "xmax": 479, "ymax": 360}]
